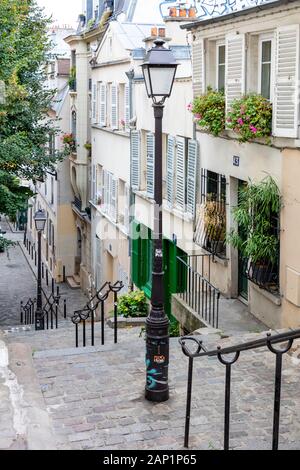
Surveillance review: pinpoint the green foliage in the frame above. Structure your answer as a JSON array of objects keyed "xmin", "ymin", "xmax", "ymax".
[
  {"xmin": 190, "ymin": 88, "xmax": 225, "ymax": 137},
  {"xmin": 227, "ymin": 176, "xmax": 281, "ymax": 264},
  {"xmin": 227, "ymin": 94, "xmax": 272, "ymax": 143},
  {"xmin": 0, "ymin": 0, "xmax": 65, "ymax": 220},
  {"xmin": 0, "ymin": 235, "xmax": 15, "ymax": 253},
  {"xmin": 169, "ymin": 321, "xmax": 180, "ymax": 338},
  {"xmin": 0, "ymin": 171, "xmax": 32, "ymax": 221},
  {"xmin": 117, "ymin": 290, "xmax": 148, "ymax": 318},
  {"xmin": 68, "ymin": 66, "xmax": 76, "ymax": 90}
]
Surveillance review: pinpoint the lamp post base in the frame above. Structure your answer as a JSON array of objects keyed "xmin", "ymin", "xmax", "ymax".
[
  {"xmin": 145, "ymin": 315, "xmax": 169, "ymax": 403},
  {"xmin": 35, "ymin": 308, "xmax": 44, "ymax": 331}
]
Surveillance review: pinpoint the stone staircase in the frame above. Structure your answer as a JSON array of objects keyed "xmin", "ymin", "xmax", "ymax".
[{"xmin": 1, "ymin": 320, "xmax": 300, "ymax": 450}]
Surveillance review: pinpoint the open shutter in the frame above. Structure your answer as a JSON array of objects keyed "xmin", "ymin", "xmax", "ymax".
[
  {"xmin": 124, "ymin": 183, "xmax": 130, "ymax": 232},
  {"xmin": 95, "ymin": 236, "xmax": 103, "ymax": 289},
  {"xmin": 274, "ymin": 25, "xmax": 300, "ymax": 138},
  {"xmin": 187, "ymin": 140, "xmax": 198, "ymax": 217},
  {"xmin": 111, "ymin": 176, "xmax": 118, "ymax": 222},
  {"xmin": 111, "ymin": 83, "xmax": 119, "ymax": 130},
  {"xmin": 193, "ymin": 38, "xmax": 205, "ymax": 97},
  {"xmin": 166, "ymin": 135, "xmax": 175, "ymax": 207},
  {"xmin": 130, "ymin": 131, "xmax": 140, "ymax": 190},
  {"xmin": 146, "ymin": 132, "xmax": 155, "ymax": 198},
  {"xmin": 92, "ymin": 164, "xmax": 96, "ymax": 203},
  {"xmin": 124, "ymin": 84, "xmax": 130, "ymax": 129},
  {"xmin": 92, "ymin": 83, "xmax": 97, "ymax": 123},
  {"xmin": 225, "ymin": 33, "xmax": 245, "ymax": 114},
  {"xmin": 99, "ymin": 83, "xmax": 107, "ymax": 126},
  {"xmin": 176, "ymin": 137, "xmax": 186, "ymax": 210}
]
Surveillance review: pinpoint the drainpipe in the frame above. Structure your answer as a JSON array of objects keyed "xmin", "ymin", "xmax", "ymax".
[{"xmin": 125, "ymin": 68, "xmax": 135, "ymax": 291}]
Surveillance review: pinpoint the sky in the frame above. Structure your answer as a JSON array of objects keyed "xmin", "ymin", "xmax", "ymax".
[{"xmin": 37, "ymin": 0, "xmax": 82, "ymax": 27}]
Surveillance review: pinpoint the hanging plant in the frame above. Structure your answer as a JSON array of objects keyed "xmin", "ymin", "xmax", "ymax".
[
  {"xmin": 227, "ymin": 176, "xmax": 281, "ymax": 266},
  {"xmin": 227, "ymin": 94, "xmax": 272, "ymax": 143},
  {"xmin": 62, "ymin": 133, "xmax": 76, "ymax": 153},
  {"xmin": 189, "ymin": 87, "xmax": 226, "ymax": 137}
]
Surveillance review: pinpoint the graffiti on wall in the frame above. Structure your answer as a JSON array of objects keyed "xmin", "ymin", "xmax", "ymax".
[{"xmin": 196, "ymin": 0, "xmax": 277, "ymax": 19}]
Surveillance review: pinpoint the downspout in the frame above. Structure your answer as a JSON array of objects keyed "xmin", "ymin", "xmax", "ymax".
[{"xmin": 125, "ymin": 68, "xmax": 135, "ymax": 291}]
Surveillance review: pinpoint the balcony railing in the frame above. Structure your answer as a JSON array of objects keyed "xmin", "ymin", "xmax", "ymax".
[
  {"xmin": 176, "ymin": 254, "xmax": 220, "ymax": 329},
  {"xmin": 241, "ymin": 258, "xmax": 280, "ymax": 295},
  {"xmin": 73, "ymin": 196, "xmax": 82, "ymax": 212}
]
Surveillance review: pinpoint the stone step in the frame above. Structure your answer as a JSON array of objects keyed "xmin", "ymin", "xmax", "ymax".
[{"xmin": 66, "ymin": 276, "xmax": 81, "ymax": 289}]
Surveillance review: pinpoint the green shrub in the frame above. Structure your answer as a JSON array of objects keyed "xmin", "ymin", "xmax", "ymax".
[
  {"xmin": 0, "ymin": 235, "xmax": 15, "ymax": 253},
  {"xmin": 117, "ymin": 290, "xmax": 148, "ymax": 318},
  {"xmin": 189, "ymin": 88, "xmax": 225, "ymax": 137},
  {"xmin": 227, "ymin": 94, "xmax": 272, "ymax": 143},
  {"xmin": 169, "ymin": 321, "xmax": 180, "ymax": 338}
]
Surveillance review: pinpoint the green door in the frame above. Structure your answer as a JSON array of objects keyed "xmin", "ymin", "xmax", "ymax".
[
  {"xmin": 163, "ymin": 240, "xmax": 187, "ymax": 323},
  {"xmin": 238, "ymin": 180, "xmax": 249, "ymax": 300}
]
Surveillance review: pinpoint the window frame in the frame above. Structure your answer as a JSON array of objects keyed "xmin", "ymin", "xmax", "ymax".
[
  {"xmin": 258, "ymin": 33, "xmax": 275, "ymax": 102},
  {"xmin": 216, "ymin": 41, "xmax": 226, "ymax": 92}
]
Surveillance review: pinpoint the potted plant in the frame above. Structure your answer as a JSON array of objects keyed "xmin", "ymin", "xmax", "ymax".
[
  {"xmin": 227, "ymin": 94, "xmax": 272, "ymax": 144},
  {"xmin": 189, "ymin": 87, "xmax": 226, "ymax": 137},
  {"xmin": 62, "ymin": 133, "xmax": 76, "ymax": 153},
  {"xmin": 168, "ymin": 6, "xmax": 177, "ymax": 17},
  {"xmin": 117, "ymin": 290, "xmax": 148, "ymax": 318},
  {"xmin": 227, "ymin": 176, "xmax": 281, "ymax": 289},
  {"xmin": 203, "ymin": 199, "xmax": 226, "ymax": 253}
]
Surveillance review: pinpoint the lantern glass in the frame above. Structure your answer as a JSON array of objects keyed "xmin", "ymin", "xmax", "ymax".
[
  {"xmin": 34, "ymin": 210, "xmax": 47, "ymax": 232},
  {"xmin": 148, "ymin": 66, "xmax": 177, "ymax": 97}
]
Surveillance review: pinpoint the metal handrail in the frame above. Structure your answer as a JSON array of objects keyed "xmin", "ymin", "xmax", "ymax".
[{"xmin": 179, "ymin": 328, "xmax": 300, "ymax": 451}]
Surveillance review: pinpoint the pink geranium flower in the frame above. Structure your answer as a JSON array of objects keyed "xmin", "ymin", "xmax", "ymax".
[
  {"xmin": 237, "ymin": 118, "xmax": 244, "ymax": 126},
  {"xmin": 194, "ymin": 113, "xmax": 202, "ymax": 119},
  {"xmin": 249, "ymin": 125, "xmax": 258, "ymax": 133}
]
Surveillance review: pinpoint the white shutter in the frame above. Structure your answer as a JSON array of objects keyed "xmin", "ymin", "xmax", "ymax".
[
  {"xmin": 117, "ymin": 263, "xmax": 129, "ymax": 294},
  {"xmin": 92, "ymin": 83, "xmax": 97, "ymax": 123},
  {"xmin": 193, "ymin": 38, "xmax": 205, "ymax": 97},
  {"xmin": 130, "ymin": 131, "xmax": 140, "ymax": 190},
  {"xmin": 187, "ymin": 140, "xmax": 198, "ymax": 217},
  {"xmin": 111, "ymin": 83, "xmax": 119, "ymax": 130},
  {"xmin": 146, "ymin": 132, "xmax": 155, "ymax": 198},
  {"xmin": 225, "ymin": 33, "xmax": 245, "ymax": 113},
  {"xmin": 99, "ymin": 83, "xmax": 107, "ymax": 127},
  {"xmin": 166, "ymin": 135, "xmax": 175, "ymax": 207},
  {"xmin": 124, "ymin": 84, "xmax": 130, "ymax": 129},
  {"xmin": 92, "ymin": 164, "xmax": 96, "ymax": 202},
  {"xmin": 274, "ymin": 25, "xmax": 299, "ymax": 138},
  {"xmin": 103, "ymin": 169, "xmax": 108, "ymax": 213},
  {"xmin": 176, "ymin": 137, "xmax": 186, "ymax": 210},
  {"xmin": 111, "ymin": 176, "xmax": 118, "ymax": 222},
  {"xmin": 124, "ymin": 183, "xmax": 130, "ymax": 231}
]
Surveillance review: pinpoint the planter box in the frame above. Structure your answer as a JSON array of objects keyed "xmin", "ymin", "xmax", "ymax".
[{"xmin": 107, "ymin": 316, "xmax": 147, "ymax": 329}]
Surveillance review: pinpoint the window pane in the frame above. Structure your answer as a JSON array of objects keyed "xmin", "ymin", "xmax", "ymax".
[
  {"xmin": 218, "ymin": 64, "xmax": 225, "ymax": 92},
  {"xmin": 218, "ymin": 45, "xmax": 225, "ymax": 65},
  {"xmin": 261, "ymin": 63, "xmax": 271, "ymax": 99},
  {"xmin": 262, "ymin": 40, "xmax": 271, "ymax": 62}
]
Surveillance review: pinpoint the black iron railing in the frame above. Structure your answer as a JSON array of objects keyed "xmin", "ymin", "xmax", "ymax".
[
  {"xmin": 179, "ymin": 328, "xmax": 300, "ymax": 450},
  {"xmin": 73, "ymin": 196, "xmax": 82, "ymax": 212},
  {"xmin": 71, "ymin": 280, "xmax": 124, "ymax": 348},
  {"xmin": 194, "ymin": 200, "xmax": 227, "ymax": 259},
  {"xmin": 245, "ymin": 258, "xmax": 280, "ymax": 295},
  {"xmin": 20, "ymin": 288, "xmax": 62, "ymax": 330},
  {"xmin": 177, "ymin": 255, "xmax": 220, "ymax": 329}
]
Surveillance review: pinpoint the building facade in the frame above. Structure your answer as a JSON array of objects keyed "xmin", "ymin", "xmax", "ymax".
[{"xmin": 183, "ymin": 0, "xmax": 300, "ymax": 328}]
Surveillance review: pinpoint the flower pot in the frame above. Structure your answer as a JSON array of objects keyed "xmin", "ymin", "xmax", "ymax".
[
  {"xmin": 151, "ymin": 27, "xmax": 158, "ymax": 37},
  {"xmin": 188, "ymin": 7, "xmax": 197, "ymax": 17},
  {"xmin": 168, "ymin": 7, "xmax": 177, "ymax": 17},
  {"xmin": 179, "ymin": 8, "xmax": 187, "ymax": 17}
]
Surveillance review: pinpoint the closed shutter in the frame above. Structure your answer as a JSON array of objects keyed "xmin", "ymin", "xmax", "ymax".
[
  {"xmin": 274, "ymin": 25, "xmax": 299, "ymax": 138},
  {"xmin": 99, "ymin": 83, "xmax": 106, "ymax": 126},
  {"xmin": 111, "ymin": 83, "xmax": 119, "ymax": 130},
  {"xmin": 124, "ymin": 183, "xmax": 130, "ymax": 231},
  {"xmin": 130, "ymin": 131, "xmax": 140, "ymax": 190},
  {"xmin": 92, "ymin": 83, "xmax": 97, "ymax": 123},
  {"xmin": 187, "ymin": 140, "xmax": 198, "ymax": 217},
  {"xmin": 166, "ymin": 135, "xmax": 175, "ymax": 207},
  {"xmin": 111, "ymin": 176, "xmax": 118, "ymax": 222},
  {"xmin": 193, "ymin": 38, "xmax": 205, "ymax": 97},
  {"xmin": 124, "ymin": 84, "xmax": 130, "ymax": 129},
  {"xmin": 225, "ymin": 33, "xmax": 245, "ymax": 113},
  {"xmin": 176, "ymin": 137, "xmax": 186, "ymax": 210},
  {"xmin": 146, "ymin": 132, "xmax": 155, "ymax": 198},
  {"xmin": 92, "ymin": 164, "xmax": 96, "ymax": 203},
  {"xmin": 95, "ymin": 236, "xmax": 102, "ymax": 290}
]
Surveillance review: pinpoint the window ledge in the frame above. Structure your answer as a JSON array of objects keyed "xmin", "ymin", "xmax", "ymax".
[
  {"xmin": 250, "ymin": 281, "xmax": 281, "ymax": 306},
  {"xmin": 198, "ymin": 246, "xmax": 228, "ymax": 266},
  {"xmin": 90, "ymin": 201, "xmax": 129, "ymax": 237},
  {"xmin": 133, "ymin": 190, "xmax": 155, "ymax": 204},
  {"xmin": 92, "ymin": 124, "xmax": 130, "ymax": 137},
  {"xmin": 196, "ymin": 126, "xmax": 300, "ymax": 149},
  {"xmin": 163, "ymin": 201, "xmax": 194, "ymax": 223}
]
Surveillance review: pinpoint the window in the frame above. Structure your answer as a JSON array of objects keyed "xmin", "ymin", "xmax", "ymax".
[
  {"xmin": 217, "ymin": 44, "xmax": 225, "ymax": 92},
  {"xmin": 259, "ymin": 37, "xmax": 273, "ymax": 100},
  {"xmin": 194, "ymin": 169, "xmax": 227, "ymax": 258}
]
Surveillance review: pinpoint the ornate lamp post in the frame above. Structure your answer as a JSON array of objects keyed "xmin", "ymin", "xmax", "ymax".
[
  {"xmin": 141, "ymin": 40, "xmax": 178, "ymax": 402},
  {"xmin": 34, "ymin": 209, "xmax": 47, "ymax": 331}
]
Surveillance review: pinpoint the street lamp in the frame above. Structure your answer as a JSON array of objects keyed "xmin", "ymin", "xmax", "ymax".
[
  {"xmin": 141, "ymin": 40, "xmax": 178, "ymax": 402},
  {"xmin": 34, "ymin": 209, "xmax": 47, "ymax": 330}
]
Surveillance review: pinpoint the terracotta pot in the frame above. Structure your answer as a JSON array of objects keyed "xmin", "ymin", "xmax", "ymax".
[
  {"xmin": 151, "ymin": 27, "xmax": 157, "ymax": 37},
  {"xmin": 158, "ymin": 28, "xmax": 166, "ymax": 37},
  {"xmin": 179, "ymin": 8, "xmax": 187, "ymax": 17},
  {"xmin": 189, "ymin": 7, "xmax": 197, "ymax": 17},
  {"xmin": 168, "ymin": 7, "xmax": 177, "ymax": 17}
]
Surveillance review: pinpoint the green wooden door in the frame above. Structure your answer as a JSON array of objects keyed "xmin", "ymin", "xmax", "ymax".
[{"xmin": 238, "ymin": 180, "xmax": 249, "ymax": 300}]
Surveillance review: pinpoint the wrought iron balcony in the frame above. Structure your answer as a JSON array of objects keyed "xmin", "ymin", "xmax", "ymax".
[{"xmin": 73, "ymin": 196, "xmax": 82, "ymax": 212}]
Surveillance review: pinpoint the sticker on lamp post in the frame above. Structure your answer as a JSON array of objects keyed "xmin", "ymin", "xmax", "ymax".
[{"xmin": 155, "ymin": 249, "xmax": 163, "ymax": 258}]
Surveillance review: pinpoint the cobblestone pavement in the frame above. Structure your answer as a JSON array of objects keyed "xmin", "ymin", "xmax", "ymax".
[
  {"xmin": 0, "ymin": 216, "xmax": 87, "ymax": 327},
  {"xmin": 3, "ymin": 323, "xmax": 300, "ymax": 451}
]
